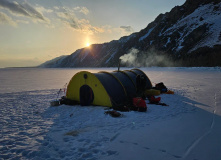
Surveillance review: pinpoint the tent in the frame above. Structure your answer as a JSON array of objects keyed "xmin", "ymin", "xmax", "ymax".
[{"xmin": 66, "ymin": 68, "xmax": 152, "ymax": 107}]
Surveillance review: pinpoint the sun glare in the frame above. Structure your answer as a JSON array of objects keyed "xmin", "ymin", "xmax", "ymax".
[{"xmin": 86, "ymin": 43, "xmax": 90, "ymax": 47}]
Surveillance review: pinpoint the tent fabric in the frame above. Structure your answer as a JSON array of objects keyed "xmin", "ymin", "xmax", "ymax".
[
  {"xmin": 131, "ymin": 69, "xmax": 152, "ymax": 89},
  {"xmin": 66, "ymin": 71, "xmax": 112, "ymax": 107},
  {"xmin": 95, "ymin": 72, "xmax": 127, "ymax": 107},
  {"xmin": 66, "ymin": 69, "xmax": 152, "ymax": 107},
  {"xmin": 111, "ymin": 71, "xmax": 136, "ymax": 99},
  {"xmin": 123, "ymin": 70, "xmax": 137, "ymax": 86}
]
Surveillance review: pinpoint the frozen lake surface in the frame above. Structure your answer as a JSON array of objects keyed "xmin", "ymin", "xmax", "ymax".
[{"xmin": 0, "ymin": 67, "xmax": 221, "ymax": 160}]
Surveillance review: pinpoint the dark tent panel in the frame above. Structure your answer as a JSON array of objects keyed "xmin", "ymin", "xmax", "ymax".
[
  {"xmin": 131, "ymin": 69, "xmax": 152, "ymax": 89},
  {"xmin": 123, "ymin": 70, "xmax": 137, "ymax": 85},
  {"xmin": 111, "ymin": 71, "xmax": 136, "ymax": 99},
  {"xmin": 95, "ymin": 72, "xmax": 127, "ymax": 107}
]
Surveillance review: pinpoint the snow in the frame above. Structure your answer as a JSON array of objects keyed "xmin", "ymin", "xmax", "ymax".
[
  {"xmin": 39, "ymin": 55, "xmax": 68, "ymax": 67},
  {"xmin": 139, "ymin": 26, "xmax": 156, "ymax": 41},
  {"xmin": 119, "ymin": 34, "xmax": 136, "ymax": 43},
  {"xmin": 0, "ymin": 67, "xmax": 221, "ymax": 160},
  {"xmin": 105, "ymin": 51, "xmax": 117, "ymax": 64},
  {"xmin": 71, "ymin": 49, "xmax": 81, "ymax": 59},
  {"xmin": 81, "ymin": 50, "xmax": 90, "ymax": 62},
  {"xmin": 150, "ymin": 40, "xmax": 154, "ymax": 45},
  {"xmin": 162, "ymin": 2, "xmax": 221, "ymax": 52},
  {"xmin": 164, "ymin": 37, "xmax": 171, "ymax": 47}
]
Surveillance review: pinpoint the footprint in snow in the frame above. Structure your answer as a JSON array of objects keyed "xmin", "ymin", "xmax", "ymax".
[
  {"xmin": 159, "ymin": 149, "xmax": 167, "ymax": 153},
  {"xmin": 143, "ymin": 147, "xmax": 150, "ymax": 150},
  {"xmin": 106, "ymin": 150, "xmax": 118, "ymax": 156},
  {"xmin": 172, "ymin": 155, "xmax": 182, "ymax": 159}
]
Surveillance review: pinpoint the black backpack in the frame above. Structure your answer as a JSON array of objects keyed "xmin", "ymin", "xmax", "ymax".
[{"xmin": 155, "ymin": 82, "xmax": 168, "ymax": 93}]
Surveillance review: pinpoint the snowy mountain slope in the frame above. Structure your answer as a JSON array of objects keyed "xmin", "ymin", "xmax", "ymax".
[
  {"xmin": 39, "ymin": 55, "xmax": 68, "ymax": 68},
  {"xmin": 160, "ymin": 2, "xmax": 221, "ymax": 53},
  {"xmin": 40, "ymin": 0, "xmax": 221, "ymax": 68}
]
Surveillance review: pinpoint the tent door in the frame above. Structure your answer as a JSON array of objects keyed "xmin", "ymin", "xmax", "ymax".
[{"xmin": 80, "ymin": 85, "xmax": 94, "ymax": 106}]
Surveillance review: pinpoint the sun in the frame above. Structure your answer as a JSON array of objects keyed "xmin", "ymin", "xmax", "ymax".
[{"xmin": 86, "ymin": 42, "xmax": 90, "ymax": 47}]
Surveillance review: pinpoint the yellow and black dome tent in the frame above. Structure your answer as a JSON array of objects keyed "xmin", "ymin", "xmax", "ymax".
[{"xmin": 66, "ymin": 68, "xmax": 152, "ymax": 107}]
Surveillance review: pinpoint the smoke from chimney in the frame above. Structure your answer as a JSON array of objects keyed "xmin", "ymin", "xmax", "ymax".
[{"xmin": 119, "ymin": 47, "xmax": 174, "ymax": 67}]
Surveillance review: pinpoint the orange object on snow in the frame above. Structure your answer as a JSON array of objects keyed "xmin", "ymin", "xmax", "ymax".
[
  {"xmin": 133, "ymin": 97, "xmax": 147, "ymax": 112},
  {"xmin": 165, "ymin": 90, "xmax": 174, "ymax": 94},
  {"xmin": 150, "ymin": 96, "xmax": 161, "ymax": 103}
]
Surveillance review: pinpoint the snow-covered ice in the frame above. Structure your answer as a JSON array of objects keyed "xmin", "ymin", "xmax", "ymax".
[{"xmin": 0, "ymin": 67, "xmax": 221, "ymax": 160}]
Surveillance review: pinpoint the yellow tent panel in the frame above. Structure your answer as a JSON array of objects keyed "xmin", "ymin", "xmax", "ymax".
[{"xmin": 66, "ymin": 71, "xmax": 112, "ymax": 107}]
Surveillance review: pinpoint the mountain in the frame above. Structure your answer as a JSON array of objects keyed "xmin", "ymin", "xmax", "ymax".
[{"xmin": 40, "ymin": 0, "xmax": 221, "ymax": 68}]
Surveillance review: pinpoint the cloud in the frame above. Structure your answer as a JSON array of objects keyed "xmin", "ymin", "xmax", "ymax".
[
  {"xmin": 78, "ymin": 19, "xmax": 104, "ymax": 34},
  {"xmin": 0, "ymin": 0, "xmax": 46, "ymax": 21},
  {"xmin": 56, "ymin": 11, "xmax": 80, "ymax": 29},
  {"xmin": 0, "ymin": 11, "xmax": 17, "ymax": 26},
  {"xmin": 56, "ymin": 8, "xmax": 104, "ymax": 34},
  {"xmin": 54, "ymin": 6, "xmax": 59, "ymax": 10},
  {"xmin": 120, "ymin": 26, "xmax": 134, "ymax": 33},
  {"xmin": 16, "ymin": 19, "xmax": 29, "ymax": 24},
  {"xmin": 36, "ymin": 6, "xmax": 53, "ymax": 14},
  {"xmin": 21, "ymin": 2, "xmax": 45, "ymax": 21},
  {"xmin": 0, "ymin": 0, "xmax": 29, "ymax": 17},
  {"xmin": 74, "ymin": 6, "xmax": 89, "ymax": 15}
]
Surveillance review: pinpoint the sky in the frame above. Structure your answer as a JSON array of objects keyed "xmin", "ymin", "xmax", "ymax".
[{"xmin": 0, "ymin": 0, "xmax": 185, "ymax": 68}]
